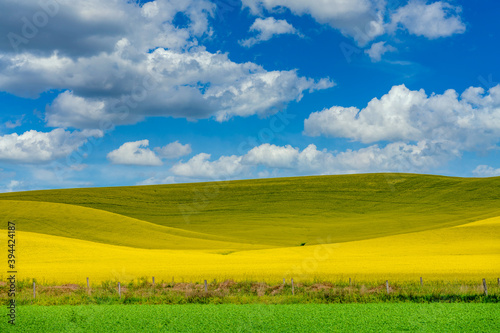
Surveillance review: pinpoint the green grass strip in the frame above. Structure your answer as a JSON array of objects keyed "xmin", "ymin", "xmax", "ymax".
[{"xmin": 2, "ymin": 303, "xmax": 500, "ymax": 332}]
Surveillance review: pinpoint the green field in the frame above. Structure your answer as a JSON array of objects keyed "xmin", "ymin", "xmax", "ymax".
[
  {"xmin": 0, "ymin": 173, "xmax": 499, "ymax": 283},
  {"xmin": 3, "ymin": 304, "xmax": 500, "ymax": 332},
  {"xmin": 1, "ymin": 173, "xmax": 500, "ymax": 330},
  {"xmin": 2, "ymin": 173, "xmax": 500, "ymax": 249}
]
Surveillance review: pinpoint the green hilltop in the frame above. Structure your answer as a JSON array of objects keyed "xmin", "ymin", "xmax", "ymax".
[{"xmin": 1, "ymin": 173, "xmax": 499, "ymax": 249}]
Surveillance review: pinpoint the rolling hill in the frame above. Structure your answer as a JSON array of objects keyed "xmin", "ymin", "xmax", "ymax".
[
  {"xmin": 1, "ymin": 173, "xmax": 499, "ymax": 282},
  {"xmin": 2, "ymin": 173, "xmax": 500, "ymax": 247},
  {"xmin": 10, "ymin": 216, "xmax": 500, "ymax": 283}
]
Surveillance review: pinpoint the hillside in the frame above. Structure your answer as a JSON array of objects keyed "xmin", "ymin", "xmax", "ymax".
[
  {"xmin": 1, "ymin": 173, "xmax": 500, "ymax": 248},
  {"xmin": 10, "ymin": 216, "xmax": 500, "ymax": 283},
  {"xmin": 1, "ymin": 173, "xmax": 500, "ymax": 283}
]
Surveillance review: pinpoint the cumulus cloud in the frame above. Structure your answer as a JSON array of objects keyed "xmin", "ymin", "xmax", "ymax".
[
  {"xmin": 0, "ymin": 128, "xmax": 102, "ymax": 163},
  {"xmin": 304, "ymin": 84, "xmax": 500, "ymax": 151},
  {"xmin": 242, "ymin": 0, "xmax": 466, "ymax": 45},
  {"xmin": 390, "ymin": 0, "xmax": 466, "ymax": 39},
  {"xmin": 171, "ymin": 141, "xmax": 452, "ymax": 179},
  {"xmin": 274, "ymin": 142, "xmax": 451, "ymax": 174},
  {"xmin": 0, "ymin": 47, "xmax": 331, "ymax": 128},
  {"xmin": 0, "ymin": 0, "xmax": 332, "ymax": 128},
  {"xmin": 242, "ymin": 0, "xmax": 385, "ymax": 45},
  {"xmin": 240, "ymin": 17, "xmax": 299, "ymax": 47},
  {"xmin": 242, "ymin": 144, "xmax": 299, "ymax": 168},
  {"xmin": 107, "ymin": 140, "xmax": 163, "ymax": 166},
  {"xmin": 171, "ymin": 153, "xmax": 248, "ymax": 179},
  {"xmin": 365, "ymin": 41, "xmax": 396, "ymax": 62},
  {"xmin": 155, "ymin": 141, "xmax": 192, "ymax": 159},
  {"xmin": 472, "ymin": 165, "xmax": 500, "ymax": 177},
  {"xmin": 317, "ymin": 141, "xmax": 454, "ymax": 173},
  {"xmin": 44, "ymin": 91, "xmax": 132, "ymax": 130},
  {"xmin": 0, "ymin": 0, "xmax": 214, "ymax": 56}
]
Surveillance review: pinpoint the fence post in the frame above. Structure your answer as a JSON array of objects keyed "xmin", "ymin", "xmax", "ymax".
[
  {"xmin": 118, "ymin": 282, "xmax": 121, "ymax": 299},
  {"xmin": 497, "ymin": 278, "xmax": 499, "ymax": 286},
  {"xmin": 349, "ymin": 278, "xmax": 351, "ymax": 286},
  {"xmin": 386, "ymin": 280, "xmax": 389, "ymax": 294},
  {"xmin": 291, "ymin": 278, "xmax": 295, "ymax": 295},
  {"xmin": 33, "ymin": 281, "xmax": 36, "ymax": 299},
  {"xmin": 204, "ymin": 280, "xmax": 208, "ymax": 292},
  {"xmin": 483, "ymin": 279, "xmax": 488, "ymax": 296},
  {"xmin": 420, "ymin": 277, "xmax": 423, "ymax": 287},
  {"xmin": 283, "ymin": 278, "xmax": 285, "ymax": 285},
  {"xmin": 87, "ymin": 277, "xmax": 90, "ymax": 295},
  {"xmin": 152, "ymin": 276, "xmax": 155, "ymax": 286}
]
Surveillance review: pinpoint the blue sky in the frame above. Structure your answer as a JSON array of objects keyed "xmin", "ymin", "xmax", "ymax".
[{"xmin": 1, "ymin": 0, "xmax": 500, "ymax": 192}]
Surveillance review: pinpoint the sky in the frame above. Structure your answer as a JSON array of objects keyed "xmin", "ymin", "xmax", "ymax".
[{"xmin": 1, "ymin": 0, "xmax": 500, "ymax": 192}]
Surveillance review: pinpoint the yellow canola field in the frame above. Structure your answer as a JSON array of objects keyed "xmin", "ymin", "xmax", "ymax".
[{"xmin": 5, "ymin": 217, "xmax": 500, "ymax": 284}]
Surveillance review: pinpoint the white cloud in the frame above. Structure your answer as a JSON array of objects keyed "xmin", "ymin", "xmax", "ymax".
[
  {"xmin": 260, "ymin": 142, "xmax": 451, "ymax": 174},
  {"xmin": 149, "ymin": 138, "xmax": 451, "ymax": 183},
  {"xmin": 0, "ymin": 1, "xmax": 332, "ymax": 129},
  {"xmin": 137, "ymin": 175, "xmax": 176, "ymax": 186},
  {"xmin": 44, "ymin": 90, "xmax": 136, "ymax": 130},
  {"xmin": 107, "ymin": 140, "xmax": 163, "ymax": 166},
  {"xmin": 311, "ymin": 141, "xmax": 454, "ymax": 173},
  {"xmin": 304, "ymin": 84, "xmax": 500, "ymax": 151},
  {"xmin": 0, "ymin": 48, "xmax": 332, "ymax": 128},
  {"xmin": 472, "ymin": 165, "xmax": 500, "ymax": 177},
  {"xmin": 106, "ymin": 139, "xmax": 192, "ymax": 166},
  {"xmin": 170, "ymin": 141, "xmax": 453, "ymax": 179},
  {"xmin": 240, "ymin": 17, "xmax": 299, "ymax": 47},
  {"xmin": 4, "ymin": 115, "xmax": 24, "ymax": 129},
  {"xmin": 242, "ymin": 143, "xmax": 298, "ymax": 168},
  {"xmin": 171, "ymin": 153, "xmax": 248, "ymax": 179},
  {"xmin": 155, "ymin": 141, "xmax": 192, "ymax": 159},
  {"xmin": 365, "ymin": 41, "xmax": 396, "ymax": 62},
  {"xmin": 0, "ymin": 0, "xmax": 214, "ymax": 56},
  {"xmin": 0, "ymin": 128, "xmax": 102, "ymax": 163},
  {"xmin": 390, "ymin": 0, "xmax": 466, "ymax": 39},
  {"xmin": 1, "ymin": 180, "xmax": 23, "ymax": 193},
  {"xmin": 242, "ymin": 0, "xmax": 385, "ymax": 45},
  {"xmin": 243, "ymin": 0, "xmax": 466, "ymax": 45}
]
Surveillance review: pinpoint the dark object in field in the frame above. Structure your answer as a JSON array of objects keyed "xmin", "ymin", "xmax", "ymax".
[{"xmin": 300, "ymin": 243, "xmax": 306, "ymax": 246}]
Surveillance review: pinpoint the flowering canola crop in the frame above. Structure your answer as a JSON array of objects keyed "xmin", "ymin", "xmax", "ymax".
[{"xmin": 6, "ymin": 217, "xmax": 499, "ymax": 284}]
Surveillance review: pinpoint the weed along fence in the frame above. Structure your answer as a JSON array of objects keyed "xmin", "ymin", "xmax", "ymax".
[{"xmin": 13, "ymin": 277, "xmax": 500, "ymax": 305}]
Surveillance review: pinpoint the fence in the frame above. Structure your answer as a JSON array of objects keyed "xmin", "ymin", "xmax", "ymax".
[{"xmin": 25, "ymin": 276, "xmax": 497, "ymax": 300}]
